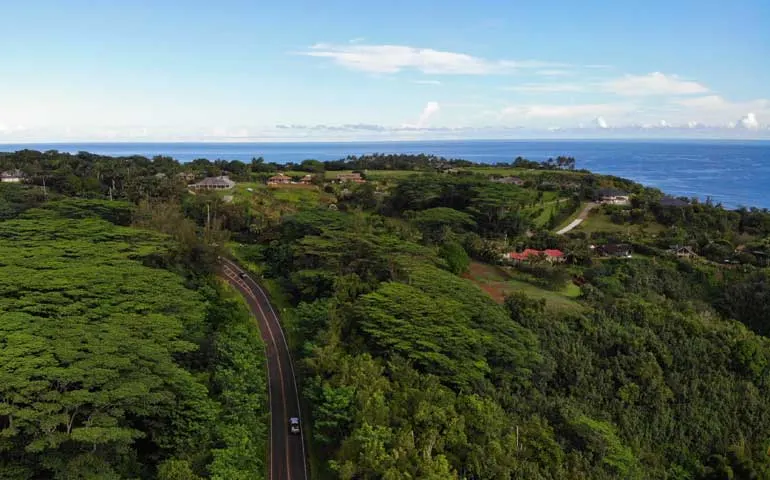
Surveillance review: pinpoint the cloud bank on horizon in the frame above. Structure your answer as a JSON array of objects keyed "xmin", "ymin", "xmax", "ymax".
[{"xmin": 0, "ymin": 1, "xmax": 768, "ymax": 141}]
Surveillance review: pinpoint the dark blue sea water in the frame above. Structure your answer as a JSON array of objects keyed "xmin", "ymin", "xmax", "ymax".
[{"xmin": 2, "ymin": 140, "xmax": 769, "ymax": 209}]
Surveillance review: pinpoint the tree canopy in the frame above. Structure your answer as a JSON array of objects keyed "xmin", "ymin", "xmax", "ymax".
[{"xmin": 0, "ymin": 202, "xmax": 267, "ymax": 479}]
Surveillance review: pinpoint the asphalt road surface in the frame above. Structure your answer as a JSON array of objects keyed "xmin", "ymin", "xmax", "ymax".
[{"xmin": 220, "ymin": 258, "xmax": 308, "ymax": 480}]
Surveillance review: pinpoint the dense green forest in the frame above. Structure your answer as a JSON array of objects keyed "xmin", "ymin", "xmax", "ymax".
[
  {"xmin": 0, "ymin": 194, "xmax": 268, "ymax": 478},
  {"xmin": 245, "ymin": 205, "xmax": 770, "ymax": 479},
  {"xmin": 2, "ymin": 149, "xmax": 770, "ymax": 479}
]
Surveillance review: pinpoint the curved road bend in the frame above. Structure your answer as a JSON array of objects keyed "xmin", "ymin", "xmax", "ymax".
[{"xmin": 219, "ymin": 258, "xmax": 308, "ymax": 480}]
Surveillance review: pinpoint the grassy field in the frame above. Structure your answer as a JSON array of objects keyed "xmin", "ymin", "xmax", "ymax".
[
  {"xmin": 526, "ymin": 196, "xmax": 569, "ymax": 228},
  {"xmin": 527, "ymin": 203, "xmax": 555, "ymax": 228},
  {"xmin": 279, "ymin": 170, "xmax": 423, "ymax": 180},
  {"xmin": 327, "ymin": 169, "xmax": 424, "ymax": 180},
  {"xmin": 463, "ymin": 261, "xmax": 583, "ymax": 312},
  {"xmin": 271, "ymin": 186, "xmax": 328, "ymax": 205},
  {"xmin": 530, "ymin": 205, "xmax": 554, "ymax": 227},
  {"xmin": 231, "ymin": 181, "xmax": 266, "ymax": 196},
  {"xmin": 230, "ymin": 180, "xmax": 333, "ymax": 206},
  {"xmin": 461, "ymin": 167, "xmax": 586, "ymax": 178},
  {"xmin": 521, "ymin": 192, "xmax": 565, "ymax": 227},
  {"xmin": 540, "ymin": 191, "xmax": 561, "ymax": 202},
  {"xmin": 575, "ymin": 211, "xmax": 666, "ymax": 235}
]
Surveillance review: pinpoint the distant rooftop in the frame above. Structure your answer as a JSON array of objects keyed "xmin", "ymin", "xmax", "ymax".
[{"xmin": 190, "ymin": 176, "xmax": 235, "ymax": 189}]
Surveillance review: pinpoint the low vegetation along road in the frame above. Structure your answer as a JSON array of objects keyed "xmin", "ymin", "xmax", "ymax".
[
  {"xmin": 220, "ymin": 258, "xmax": 308, "ymax": 480},
  {"xmin": 556, "ymin": 202, "xmax": 597, "ymax": 234}
]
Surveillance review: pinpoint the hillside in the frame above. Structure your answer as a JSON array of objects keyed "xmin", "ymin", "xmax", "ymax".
[{"xmin": 2, "ymin": 149, "xmax": 770, "ymax": 479}]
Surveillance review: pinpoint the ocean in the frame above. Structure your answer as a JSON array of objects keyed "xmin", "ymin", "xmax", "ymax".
[{"xmin": 2, "ymin": 139, "xmax": 769, "ymax": 209}]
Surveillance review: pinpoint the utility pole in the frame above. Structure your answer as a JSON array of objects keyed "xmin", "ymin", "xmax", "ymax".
[{"xmin": 41, "ymin": 175, "xmax": 47, "ymax": 199}]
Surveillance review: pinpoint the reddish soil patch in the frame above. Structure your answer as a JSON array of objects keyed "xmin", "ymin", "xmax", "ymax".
[
  {"xmin": 462, "ymin": 262, "xmax": 511, "ymax": 304},
  {"xmin": 472, "ymin": 282, "xmax": 508, "ymax": 304}
]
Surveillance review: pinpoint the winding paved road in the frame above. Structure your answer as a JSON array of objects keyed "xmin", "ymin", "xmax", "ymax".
[{"xmin": 219, "ymin": 258, "xmax": 308, "ymax": 480}]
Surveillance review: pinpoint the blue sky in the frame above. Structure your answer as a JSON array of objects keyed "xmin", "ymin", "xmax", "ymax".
[{"xmin": 1, "ymin": 0, "xmax": 769, "ymax": 141}]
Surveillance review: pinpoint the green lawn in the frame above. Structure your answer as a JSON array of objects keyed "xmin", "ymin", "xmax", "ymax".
[
  {"xmin": 575, "ymin": 211, "xmax": 666, "ymax": 235},
  {"xmin": 540, "ymin": 191, "xmax": 561, "ymax": 202},
  {"xmin": 461, "ymin": 167, "xmax": 586, "ymax": 178},
  {"xmin": 231, "ymin": 181, "xmax": 266, "ymax": 195},
  {"xmin": 563, "ymin": 282, "xmax": 581, "ymax": 297},
  {"xmin": 522, "ymin": 192, "xmax": 566, "ymax": 227},
  {"xmin": 234, "ymin": 181, "xmax": 331, "ymax": 205},
  {"xmin": 464, "ymin": 262, "xmax": 583, "ymax": 312},
  {"xmin": 530, "ymin": 204, "xmax": 554, "ymax": 227},
  {"xmin": 526, "ymin": 203, "xmax": 553, "ymax": 228},
  {"xmin": 276, "ymin": 169, "xmax": 424, "ymax": 180},
  {"xmin": 271, "ymin": 186, "xmax": 325, "ymax": 204},
  {"xmin": 506, "ymin": 279, "xmax": 583, "ymax": 311},
  {"xmin": 323, "ymin": 169, "xmax": 423, "ymax": 180}
]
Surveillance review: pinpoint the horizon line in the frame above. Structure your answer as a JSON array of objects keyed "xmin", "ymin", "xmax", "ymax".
[{"xmin": 2, "ymin": 136, "xmax": 770, "ymax": 146}]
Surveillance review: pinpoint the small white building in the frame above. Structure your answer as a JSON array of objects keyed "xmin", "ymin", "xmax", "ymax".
[{"xmin": 1, "ymin": 169, "xmax": 25, "ymax": 183}]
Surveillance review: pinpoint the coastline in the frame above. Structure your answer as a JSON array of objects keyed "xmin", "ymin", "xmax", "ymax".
[{"xmin": 2, "ymin": 140, "xmax": 769, "ymax": 209}]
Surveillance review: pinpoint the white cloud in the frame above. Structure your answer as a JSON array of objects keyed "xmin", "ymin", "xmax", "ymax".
[
  {"xmin": 443, "ymin": 102, "xmax": 485, "ymax": 108},
  {"xmin": 676, "ymin": 95, "xmax": 727, "ymax": 109},
  {"xmin": 416, "ymin": 101, "xmax": 440, "ymax": 128},
  {"xmin": 737, "ymin": 112, "xmax": 760, "ymax": 130},
  {"xmin": 603, "ymin": 72, "xmax": 709, "ymax": 96},
  {"xmin": 594, "ymin": 116, "xmax": 609, "ymax": 129},
  {"xmin": 502, "ymin": 102, "xmax": 632, "ymax": 119},
  {"xmin": 301, "ymin": 43, "xmax": 565, "ymax": 75},
  {"xmin": 674, "ymin": 95, "xmax": 769, "ymax": 126},
  {"xmin": 536, "ymin": 69, "xmax": 573, "ymax": 76},
  {"xmin": 505, "ymin": 83, "xmax": 585, "ymax": 93},
  {"xmin": 413, "ymin": 79, "xmax": 442, "ymax": 85},
  {"xmin": 505, "ymin": 72, "xmax": 711, "ymax": 98},
  {"xmin": 0, "ymin": 123, "xmax": 26, "ymax": 134}
]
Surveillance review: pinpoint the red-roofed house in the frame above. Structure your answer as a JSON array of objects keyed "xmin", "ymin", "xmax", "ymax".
[
  {"xmin": 503, "ymin": 248, "xmax": 564, "ymax": 264},
  {"xmin": 504, "ymin": 248, "xmax": 541, "ymax": 262}
]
